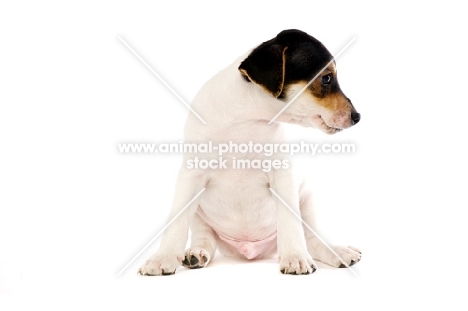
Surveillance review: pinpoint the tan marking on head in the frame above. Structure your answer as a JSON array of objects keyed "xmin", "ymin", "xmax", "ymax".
[
  {"xmin": 315, "ymin": 92, "xmax": 349, "ymax": 111},
  {"xmin": 327, "ymin": 62, "xmax": 337, "ymax": 74},
  {"xmin": 303, "ymin": 61, "xmax": 349, "ymax": 112}
]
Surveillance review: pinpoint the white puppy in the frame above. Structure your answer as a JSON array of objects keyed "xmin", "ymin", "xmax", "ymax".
[{"xmin": 139, "ymin": 29, "xmax": 361, "ymax": 275}]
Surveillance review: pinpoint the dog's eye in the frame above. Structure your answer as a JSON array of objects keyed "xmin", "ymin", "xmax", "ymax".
[{"xmin": 321, "ymin": 74, "xmax": 332, "ymax": 85}]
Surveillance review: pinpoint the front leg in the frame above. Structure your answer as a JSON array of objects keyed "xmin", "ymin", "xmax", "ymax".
[
  {"xmin": 139, "ymin": 168, "xmax": 206, "ymax": 276},
  {"xmin": 298, "ymin": 180, "xmax": 362, "ymax": 268},
  {"xmin": 271, "ymin": 171, "xmax": 317, "ymax": 275},
  {"xmin": 182, "ymin": 212, "xmax": 216, "ymax": 269}
]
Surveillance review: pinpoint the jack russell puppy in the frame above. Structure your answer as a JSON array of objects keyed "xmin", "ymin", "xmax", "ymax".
[{"xmin": 139, "ymin": 29, "xmax": 361, "ymax": 275}]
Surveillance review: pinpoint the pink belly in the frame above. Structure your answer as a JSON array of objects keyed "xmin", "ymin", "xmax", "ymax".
[{"xmin": 218, "ymin": 232, "xmax": 277, "ymax": 259}]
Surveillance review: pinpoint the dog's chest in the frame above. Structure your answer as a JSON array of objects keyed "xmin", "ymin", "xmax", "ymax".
[{"xmin": 198, "ymin": 171, "xmax": 277, "ymax": 238}]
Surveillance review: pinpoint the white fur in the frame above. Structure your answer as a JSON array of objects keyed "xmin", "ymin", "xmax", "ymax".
[{"xmin": 138, "ymin": 53, "xmax": 361, "ymax": 276}]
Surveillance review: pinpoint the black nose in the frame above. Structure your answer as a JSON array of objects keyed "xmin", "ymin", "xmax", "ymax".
[{"xmin": 351, "ymin": 112, "xmax": 360, "ymax": 125}]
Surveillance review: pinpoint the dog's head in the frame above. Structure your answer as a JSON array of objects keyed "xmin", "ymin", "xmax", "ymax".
[{"xmin": 239, "ymin": 29, "xmax": 360, "ymax": 134}]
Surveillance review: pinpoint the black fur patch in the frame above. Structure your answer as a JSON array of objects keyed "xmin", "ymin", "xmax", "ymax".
[
  {"xmin": 239, "ymin": 29, "xmax": 334, "ymax": 98},
  {"xmin": 239, "ymin": 44, "xmax": 286, "ymax": 97}
]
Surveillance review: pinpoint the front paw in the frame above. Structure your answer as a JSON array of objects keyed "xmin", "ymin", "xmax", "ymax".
[
  {"xmin": 138, "ymin": 254, "xmax": 183, "ymax": 276},
  {"xmin": 337, "ymin": 246, "xmax": 362, "ymax": 268},
  {"xmin": 313, "ymin": 245, "xmax": 361, "ymax": 268},
  {"xmin": 182, "ymin": 247, "xmax": 210, "ymax": 269},
  {"xmin": 279, "ymin": 253, "xmax": 317, "ymax": 275}
]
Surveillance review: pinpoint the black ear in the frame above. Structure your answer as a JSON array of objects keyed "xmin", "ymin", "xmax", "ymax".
[{"xmin": 238, "ymin": 44, "xmax": 287, "ymax": 98}]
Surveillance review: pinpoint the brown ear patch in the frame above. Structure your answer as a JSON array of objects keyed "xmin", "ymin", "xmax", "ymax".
[{"xmin": 239, "ymin": 46, "xmax": 288, "ymax": 98}]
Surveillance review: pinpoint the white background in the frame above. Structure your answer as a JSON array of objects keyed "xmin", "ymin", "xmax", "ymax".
[{"xmin": 1, "ymin": 1, "xmax": 467, "ymax": 310}]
